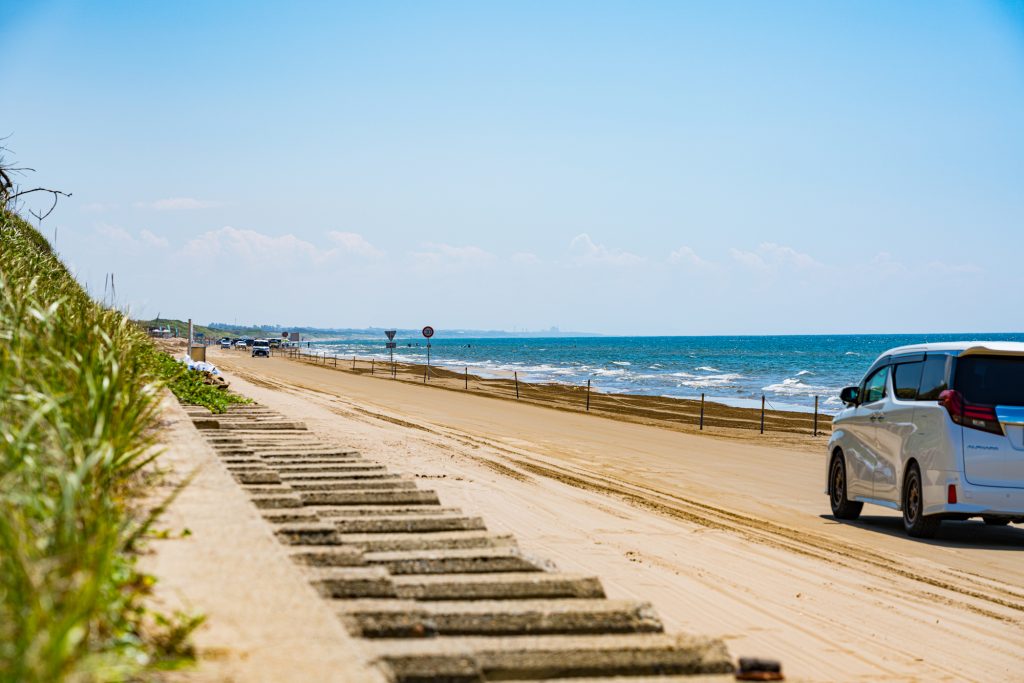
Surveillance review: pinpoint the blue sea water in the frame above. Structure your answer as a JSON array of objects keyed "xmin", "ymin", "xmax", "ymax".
[{"xmin": 313, "ymin": 333, "xmax": 1024, "ymax": 414}]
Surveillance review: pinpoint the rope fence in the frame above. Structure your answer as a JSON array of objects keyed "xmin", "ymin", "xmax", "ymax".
[{"xmin": 248, "ymin": 345, "xmax": 831, "ymax": 438}]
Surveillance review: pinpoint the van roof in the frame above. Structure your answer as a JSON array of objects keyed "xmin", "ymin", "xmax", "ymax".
[{"xmin": 880, "ymin": 341, "xmax": 1024, "ymax": 358}]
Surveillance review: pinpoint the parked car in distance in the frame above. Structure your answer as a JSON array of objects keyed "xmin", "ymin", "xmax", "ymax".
[
  {"xmin": 251, "ymin": 339, "xmax": 270, "ymax": 358},
  {"xmin": 234, "ymin": 340, "xmax": 248, "ymax": 349},
  {"xmin": 828, "ymin": 342, "xmax": 1024, "ymax": 538},
  {"xmin": 220, "ymin": 339, "xmax": 232, "ymax": 349},
  {"xmin": 269, "ymin": 338, "xmax": 282, "ymax": 348}
]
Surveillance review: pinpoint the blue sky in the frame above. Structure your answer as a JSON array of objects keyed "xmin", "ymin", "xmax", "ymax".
[{"xmin": 3, "ymin": 1, "xmax": 1023, "ymax": 334}]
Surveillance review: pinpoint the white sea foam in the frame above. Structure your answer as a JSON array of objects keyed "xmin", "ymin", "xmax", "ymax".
[
  {"xmin": 673, "ymin": 372, "xmax": 744, "ymax": 388},
  {"xmin": 796, "ymin": 370, "xmax": 812, "ymax": 376},
  {"xmin": 694, "ymin": 366, "xmax": 720, "ymax": 372},
  {"xmin": 762, "ymin": 377, "xmax": 835, "ymax": 397},
  {"xmin": 611, "ymin": 361, "xmax": 631, "ymax": 366}
]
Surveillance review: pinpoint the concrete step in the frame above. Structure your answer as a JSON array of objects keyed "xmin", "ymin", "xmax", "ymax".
[
  {"xmin": 288, "ymin": 545, "xmax": 366, "ymax": 567},
  {"xmin": 301, "ymin": 490, "xmax": 441, "ymax": 506},
  {"xmin": 391, "ymin": 573, "xmax": 605, "ymax": 601},
  {"xmin": 525, "ymin": 677, "xmax": 736, "ymax": 683},
  {"xmin": 287, "ymin": 480, "xmax": 418, "ymax": 492},
  {"xmin": 223, "ymin": 463, "xmax": 271, "ymax": 471},
  {"xmin": 221, "ymin": 458, "xmax": 264, "ymax": 466},
  {"xmin": 363, "ymin": 548, "xmax": 544, "ymax": 575},
  {"xmin": 244, "ymin": 485, "xmax": 298, "ymax": 495},
  {"xmin": 250, "ymin": 494, "xmax": 303, "ymax": 509},
  {"xmin": 312, "ymin": 505, "xmax": 459, "ymax": 518},
  {"xmin": 249, "ymin": 448, "xmax": 358, "ymax": 456},
  {"xmin": 337, "ymin": 531, "xmax": 516, "ymax": 553},
  {"xmin": 307, "ymin": 566, "xmax": 397, "ymax": 598},
  {"xmin": 330, "ymin": 515, "xmax": 485, "ymax": 534},
  {"xmin": 275, "ymin": 464, "xmax": 386, "ymax": 474},
  {"xmin": 261, "ymin": 509, "xmax": 322, "ymax": 524},
  {"xmin": 274, "ymin": 523, "xmax": 343, "ymax": 545},
  {"xmin": 370, "ymin": 633, "xmax": 733, "ymax": 682},
  {"xmin": 340, "ymin": 599, "xmax": 663, "ymax": 638},
  {"xmin": 232, "ymin": 471, "xmax": 283, "ymax": 485},
  {"xmin": 217, "ymin": 421, "xmax": 308, "ymax": 430},
  {"xmin": 221, "ymin": 429, "xmax": 311, "ymax": 437},
  {"xmin": 264, "ymin": 457, "xmax": 368, "ymax": 466},
  {"xmin": 278, "ymin": 470, "xmax": 396, "ymax": 481}
]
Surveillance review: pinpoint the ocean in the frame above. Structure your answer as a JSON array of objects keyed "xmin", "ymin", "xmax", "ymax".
[{"xmin": 311, "ymin": 333, "xmax": 1024, "ymax": 414}]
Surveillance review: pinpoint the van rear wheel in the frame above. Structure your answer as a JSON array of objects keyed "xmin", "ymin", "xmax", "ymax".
[
  {"xmin": 982, "ymin": 516, "xmax": 1010, "ymax": 527},
  {"xmin": 902, "ymin": 465, "xmax": 940, "ymax": 539},
  {"xmin": 830, "ymin": 453, "xmax": 863, "ymax": 520}
]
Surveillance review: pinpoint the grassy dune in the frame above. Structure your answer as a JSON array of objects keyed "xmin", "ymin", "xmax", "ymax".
[{"xmin": 0, "ymin": 210, "xmax": 239, "ymax": 681}]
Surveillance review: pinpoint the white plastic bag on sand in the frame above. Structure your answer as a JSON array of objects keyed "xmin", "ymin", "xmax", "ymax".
[{"xmin": 179, "ymin": 355, "xmax": 221, "ymax": 375}]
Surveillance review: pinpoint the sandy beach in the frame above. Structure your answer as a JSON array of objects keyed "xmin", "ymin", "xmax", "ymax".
[{"xmin": 192, "ymin": 346, "xmax": 1024, "ymax": 682}]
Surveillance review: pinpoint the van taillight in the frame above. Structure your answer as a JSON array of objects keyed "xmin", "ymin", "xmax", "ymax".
[{"xmin": 939, "ymin": 389, "xmax": 1003, "ymax": 435}]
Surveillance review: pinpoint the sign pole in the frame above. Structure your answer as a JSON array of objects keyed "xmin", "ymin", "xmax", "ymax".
[
  {"xmin": 385, "ymin": 330, "xmax": 397, "ymax": 379},
  {"xmin": 421, "ymin": 326, "xmax": 434, "ymax": 382}
]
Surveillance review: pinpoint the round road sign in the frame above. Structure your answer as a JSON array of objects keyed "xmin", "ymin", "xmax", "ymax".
[{"xmin": 422, "ymin": 326, "xmax": 434, "ymax": 338}]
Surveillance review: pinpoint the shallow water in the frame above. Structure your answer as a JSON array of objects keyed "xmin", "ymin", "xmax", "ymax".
[{"xmin": 312, "ymin": 333, "xmax": 1024, "ymax": 414}]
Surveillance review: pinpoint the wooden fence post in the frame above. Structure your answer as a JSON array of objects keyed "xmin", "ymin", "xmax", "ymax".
[
  {"xmin": 700, "ymin": 393, "xmax": 705, "ymax": 430},
  {"xmin": 586, "ymin": 379, "xmax": 591, "ymax": 412},
  {"xmin": 465, "ymin": 366, "xmax": 468, "ymax": 390},
  {"xmin": 813, "ymin": 395, "xmax": 819, "ymax": 437},
  {"xmin": 514, "ymin": 372, "xmax": 519, "ymax": 399},
  {"xmin": 760, "ymin": 395, "xmax": 766, "ymax": 434},
  {"xmin": 371, "ymin": 359, "xmax": 374, "ymax": 375},
  {"xmin": 352, "ymin": 356, "xmax": 356, "ymax": 371}
]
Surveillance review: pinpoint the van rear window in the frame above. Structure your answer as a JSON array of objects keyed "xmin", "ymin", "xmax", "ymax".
[{"xmin": 955, "ymin": 356, "xmax": 1024, "ymax": 407}]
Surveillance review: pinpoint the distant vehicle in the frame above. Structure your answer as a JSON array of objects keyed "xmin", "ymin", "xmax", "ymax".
[
  {"xmin": 251, "ymin": 339, "xmax": 270, "ymax": 358},
  {"xmin": 828, "ymin": 342, "xmax": 1024, "ymax": 538},
  {"xmin": 220, "ymin": 339, "xmax": 232, "ymax": 349},
  {"xmin": 269, "ymin": 338, "xmax": 282, "ymax": 348},
  {"xmin": 234, "ymin": 340, "xmax": 247, "ymax": 349}
]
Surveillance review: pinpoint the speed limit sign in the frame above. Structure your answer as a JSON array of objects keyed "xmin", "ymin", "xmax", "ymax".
[{"xmin": 422, "ymin": 326, "xmax": 434, "ymax": 338}]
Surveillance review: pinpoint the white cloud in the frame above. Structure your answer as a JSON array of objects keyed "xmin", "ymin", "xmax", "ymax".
[
  {"xmin": 668, "ymin": 246, "xmax": 714, "ymax": 270},
  {"xmin": 181, "ymin": 226, "xmax": 327, "ymax": 265},
  {"xmin": 81, "ymin": 202, "xmax": 117, "ymax": 213},
  {"xmin": 96, "ymin": 223, "xmax": 134, "ymax": 243},
  {"xmin": 327, "ymin": 231, "xmax": 384, "ymax": 259},
  {"xmin": 927, "ymin": 260, "xmax": 982, "ymax": 276},
  {"xmin": 730, "ymin": 242, "xmax": 822, "ymax": 272},
  {"xmin": 95, "ymin": 223, "xmax": 168, "ymax": 249},
  {"xmin": 139, "ymin": 229, "xmax": 169, "ymax": 249},
  {"xmin": 136, "ymin": 197, "xmax": 224, "ymax": 211},
  {"xmin": 411, "ymin": 243, "xmax": 494, "ymax": 268},
  {"xmin": 569, "ymin": 233, "xmax": 644, "ymax": 266},
  {"xmin": 511, "ymin": 252, "xmax": 541, "ymax": 265}
]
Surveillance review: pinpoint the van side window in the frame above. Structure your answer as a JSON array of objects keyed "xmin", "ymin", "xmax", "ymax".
[
  {"xmin": 917, "ymin": 354, "xmax": 952, "ymax": 401},
  {"xmin": 863, "ymin": 366, "xmax": 889, "ymax": 403},
  {"xmin": 893, "ymin": 361, "xmax": 924, "ymax": 400}
]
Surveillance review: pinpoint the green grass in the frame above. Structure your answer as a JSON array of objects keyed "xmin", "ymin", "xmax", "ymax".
[
  {"xmin": 152, "ymin": 352, "xmax": 248, "ymax": 414},
  {"xmin": 0, "ymin": 209, "xmax": 217, "ymax": 681}
]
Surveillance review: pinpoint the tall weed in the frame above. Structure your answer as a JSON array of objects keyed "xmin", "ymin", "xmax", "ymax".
[{"xmin": 0, "ymin": 210, "xmax": 202, "ymax": 681}]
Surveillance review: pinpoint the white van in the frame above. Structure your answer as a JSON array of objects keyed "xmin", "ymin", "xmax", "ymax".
[{"xmin": 828, "ymin": 342, "xmax": 1024, "ymax": 538}]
